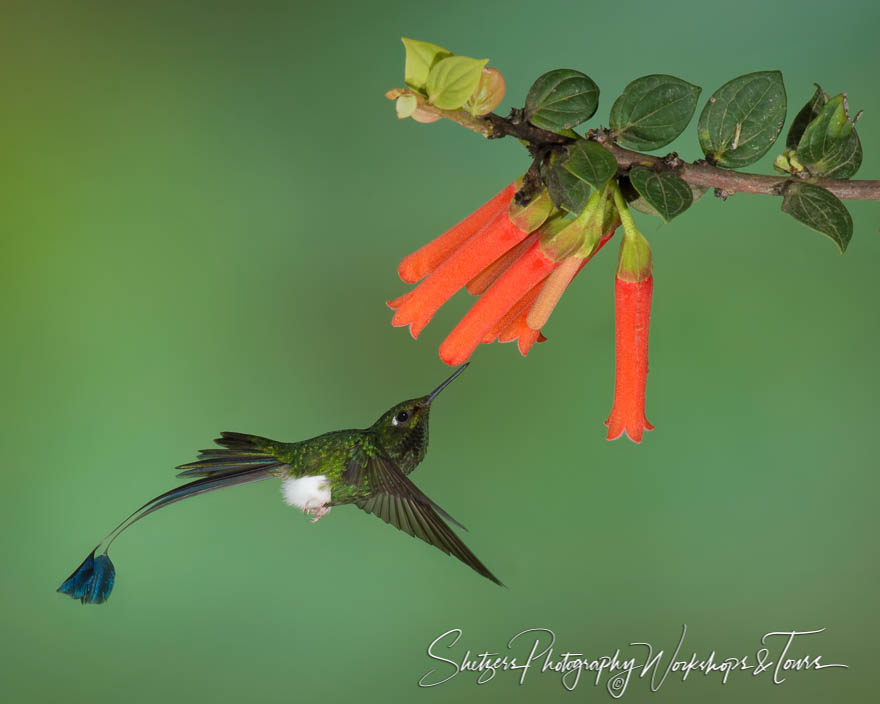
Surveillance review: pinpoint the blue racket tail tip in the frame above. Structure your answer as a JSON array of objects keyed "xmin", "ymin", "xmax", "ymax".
[{"xmin": 57, "ymin": 549, "xmax": 116, "ymax": 605}]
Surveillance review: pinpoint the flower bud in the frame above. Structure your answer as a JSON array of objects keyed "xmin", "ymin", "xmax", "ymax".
[{"xmin": 464, "ymin": 67, "xmax": 506, "ymax": 117}]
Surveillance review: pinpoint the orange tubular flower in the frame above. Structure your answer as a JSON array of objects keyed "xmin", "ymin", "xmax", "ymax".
[
  {"xmin": 397, "ymin": 181, "xmax": 518, "ymax": 284},
  {"xmin": 388, "ymin": 186, "xmax": 553, "ymax": 340},
  {"xmin": 388, "ymin": 174, "xmax": 661, "ymax": 442},
  {"xmin": 390, "ymin": 182, "xmax": 622, "ymax": 365},
  {"xmin": 439, "ymin": 238, "xmax": 557, "ymax": 364},
  {"xmin": 442, "ymin": 213, "xmax": 619, "ymax": 364},
  {"xmin": 605, "ymin": 187, "xmax": 654, "ymax": 443}
]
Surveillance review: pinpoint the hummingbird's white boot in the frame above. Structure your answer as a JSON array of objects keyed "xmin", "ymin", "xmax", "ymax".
[{"xmin": 281, "ymin": 475, "xmax": 332, "ymax": 522}]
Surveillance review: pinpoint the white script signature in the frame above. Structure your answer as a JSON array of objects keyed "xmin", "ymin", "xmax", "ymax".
[{"xmin": 418, "ymin": 625, "xmax": 847, "ymax": 697}]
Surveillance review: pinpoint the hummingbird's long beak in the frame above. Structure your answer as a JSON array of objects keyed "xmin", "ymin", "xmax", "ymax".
[{"xmin": 425, "ymin": 364, "xmax": 469, "ymax": 405}]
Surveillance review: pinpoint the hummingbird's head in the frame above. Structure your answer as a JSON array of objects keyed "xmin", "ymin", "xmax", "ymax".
[{"xmin": 371, "ymin": 364, "xmax": 469, "ymax": 472}]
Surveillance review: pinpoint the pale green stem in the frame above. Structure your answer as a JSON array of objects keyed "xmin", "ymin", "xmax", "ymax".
[{"xmin": 611, "ymin": 180, "xmax": 640, "ymax": 241}]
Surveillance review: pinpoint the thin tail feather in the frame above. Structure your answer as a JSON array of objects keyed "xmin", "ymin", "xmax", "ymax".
[
  {"xmin": 58, "ymin": 462, "xmax": 276, "ymax": 605},
  {"xmin": 127, "ymin": 465, "xmax": 281, "ymax": 527}
]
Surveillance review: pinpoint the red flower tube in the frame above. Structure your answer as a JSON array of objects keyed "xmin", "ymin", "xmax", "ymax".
[
  {"xmin": 605, "ymin": 187, "xmax": 654, "ymax": 443},
  {"xmin": 466, "ymin": 231, "xmax": 540, "ymax": 295},
  {"xmin": 397, "ymin": 181, "xmax": 518, "ymax": 284},
  {"xmin": 439, "ymin": 239, "xmax": 557, "ymax": 364},
  {"xmin": 605, "ymin": 275, "xmax": 654, "ymax": 443},
  {"xmin": 483, "ymin": 277, "xmax": 545, "ymax": 344}
]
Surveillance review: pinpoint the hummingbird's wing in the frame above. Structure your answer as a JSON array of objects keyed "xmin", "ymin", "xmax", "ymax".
[
  {"xmin": 350, "ymin": 453, "xmax": 503, "ymax": 586},
  {"xmin": 343, "ymin": 449, "xmax": 468, "ymax": 531}
]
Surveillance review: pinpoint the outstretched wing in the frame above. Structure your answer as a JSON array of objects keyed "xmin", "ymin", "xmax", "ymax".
[{"xmin": 348, "ymin": 452, "xmax": 502, "ymax": 586}]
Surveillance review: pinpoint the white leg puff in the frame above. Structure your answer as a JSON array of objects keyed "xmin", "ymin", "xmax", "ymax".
[{"xmin": 281, "ymin": 475, "xmax": 332, "ymax": 522}]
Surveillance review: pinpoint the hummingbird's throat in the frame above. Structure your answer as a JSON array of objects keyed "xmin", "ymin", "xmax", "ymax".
[{"xmin": 388, "ymin": 419, "xmax": 429, "ymax": 472}]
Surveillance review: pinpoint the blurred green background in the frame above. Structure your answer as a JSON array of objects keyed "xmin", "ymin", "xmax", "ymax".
[{"xmin": 2, "ymin": 0, "xmax": 878, "ymax": 702}]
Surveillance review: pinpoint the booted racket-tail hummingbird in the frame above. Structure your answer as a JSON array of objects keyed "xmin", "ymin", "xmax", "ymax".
[{"xmin": 57, "ymin": 364, "xmax": 501, "ymax": 604}]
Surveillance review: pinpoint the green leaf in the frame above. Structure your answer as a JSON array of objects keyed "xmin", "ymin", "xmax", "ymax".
[
  {"xmin": 698, "ymin": 71, "xmax": 787, "ymax": 168},
  {"xmin": 628, "ymin": 166, "xmax": 693, "ymax": 222},
  {"xmin": 781, "ymin": 182, "xmax": 853, "ymax": 252},
  {"xmin": 786, "ymin": 84, "xmax": 827, "ymax": 149},
  {"xmin": 426, "ymin": 56, "xmax": 488, "ymax": 110},
  {"xmin": 563, "ymin": 140, "xmax": 617, "ymax": 189},
  {"xmin": 609, "ymin": 74, "xmax": 701, "ymax": 150},
  {"xmin": 525, "ymin": 69, "xmax": 599, "ymax": 134},
  {"xmin": 795, "ymin": 94, "xmax": 862, "ymax": 179},
  {"xmin": 401, "ymin": 38, "xmax": 452, "ymax": 93},
  {"xmin": 542, "ymin": 152, "xmax": 591, "ymax": 214},
  {"xmin": 627, "ymin": 180, "xmax": 707, "ymax": 218}
]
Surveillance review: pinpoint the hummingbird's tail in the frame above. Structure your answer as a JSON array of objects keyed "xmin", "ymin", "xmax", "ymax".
[
  {"xmin": 175, "ymin": 431, "xmax": 280, "ymax": 478},
  {"xmin": 58, "ymin": 449, "xmax": 283, "ymax": 605}
]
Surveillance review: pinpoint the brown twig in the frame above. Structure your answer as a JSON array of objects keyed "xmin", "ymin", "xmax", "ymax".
[{"xmin": 385, "ymin": 88, "xmax": 880, "ymax": 201}]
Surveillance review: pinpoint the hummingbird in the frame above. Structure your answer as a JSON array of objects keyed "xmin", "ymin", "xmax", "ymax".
[{"xmin": 58, "ymin": 364, "xmax": 502, "ymax": 604}]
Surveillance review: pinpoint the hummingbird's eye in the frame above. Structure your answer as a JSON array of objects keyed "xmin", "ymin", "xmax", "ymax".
[{"xmin": 393, "ymin": 410, "xmax": 410, "ymax": 425}]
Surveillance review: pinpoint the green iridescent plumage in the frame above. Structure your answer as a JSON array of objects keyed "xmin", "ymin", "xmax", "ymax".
[
  {"xmin": 58, "ymin": 364, "xmax": 501, "ymax": 605},
  {"xmin": 178, "ymin": 377, "xmax": 441, "ymax": 508}
]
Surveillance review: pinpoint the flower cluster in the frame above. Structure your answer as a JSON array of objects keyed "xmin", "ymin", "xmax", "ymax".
[{"xmin": 388, "ymin": 180, "xmax": 655, "ymax": 443}]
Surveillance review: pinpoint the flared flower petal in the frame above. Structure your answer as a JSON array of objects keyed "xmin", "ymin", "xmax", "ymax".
[
  {"xmin": 518, "ymin": 326, "xmax": 544, "ymax": 356},
  {"xmin": 501, "ymin": 313, "xmax": 545, "ymax": 355}
]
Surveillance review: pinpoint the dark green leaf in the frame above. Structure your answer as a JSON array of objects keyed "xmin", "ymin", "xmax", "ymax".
[
  {"xmin": 628, "ymin": 166, "xmax": 693, "ymax": 222},
  {"xmin": 626, "ymin": 181, "xmax": 707, "ymax": 218},
  {"xmin": 781, "ymin": 182, "xmax": 852, "ymax": 252},
  {"xmin": 698, "ymin": 71, "xmax": 787, "ymax": 168},
  {"xmin": 609, "ymin": 74, "xmax": 701, "ymax": 150},
  {"xmin": 542, "ymin": 153, "xmax": 591, "ymax": 214},
  {"xmin": 618, "ymin": 175, "xmax": 659, "ymax": 217},
  {"xmin": 795, "ymin": 94, "xmax": 862, "ymax": 179},
  {"xmin": 786, "ymin": 84, "xmax": 827, "ymax": 149},
  {"xmin": 563, "ymin": 140, "xmax": 617, "ymax": 189},
  {"xmin": 525, "ymin": 69, "xmax": 599, "ymax": 134}
]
